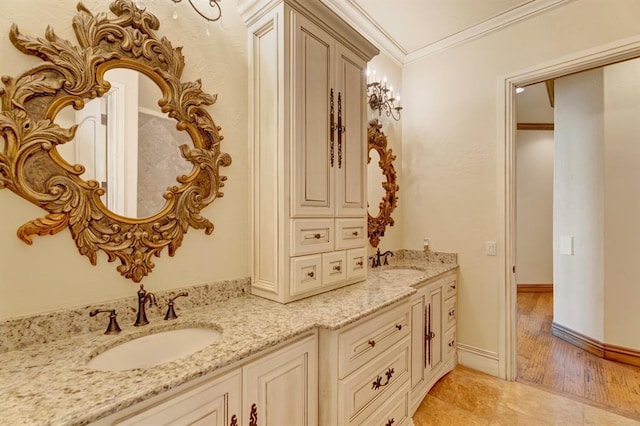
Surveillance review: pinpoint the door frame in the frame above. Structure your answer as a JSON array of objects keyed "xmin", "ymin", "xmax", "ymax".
[{"xmin": 498, "ymin": 34, "xmax": 640, "ymax": 380}]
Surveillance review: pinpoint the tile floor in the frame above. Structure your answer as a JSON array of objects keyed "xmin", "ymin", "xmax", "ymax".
[{"xmin": 412, "ymin": 365, "xmax": 640, "ymax": 425}]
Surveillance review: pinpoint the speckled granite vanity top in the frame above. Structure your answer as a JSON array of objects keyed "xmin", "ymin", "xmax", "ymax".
[{"xmin": 0, "ymin": 250, "xmax": 456, "ymax": 425}]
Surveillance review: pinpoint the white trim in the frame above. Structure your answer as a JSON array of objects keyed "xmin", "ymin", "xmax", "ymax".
[
  {"xmin": 499, "ymin": 34, "xmax": 640, "ymax": 382},
  {"xmin": 457, "ymin": 343, "xmax": 500, "ymax": 377}
]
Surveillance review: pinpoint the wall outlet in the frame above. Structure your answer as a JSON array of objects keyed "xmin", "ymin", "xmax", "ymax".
[
  {"xmin": 423, "ymin": 238, "xmax": 430, "ymax": 251},
  {"xmin": 486, "ymin": 241, "xmax": 497, "ymax": 256},
  {"xmin": 560, "ymin": 235, "xmax": 574, "ymax": 255}
]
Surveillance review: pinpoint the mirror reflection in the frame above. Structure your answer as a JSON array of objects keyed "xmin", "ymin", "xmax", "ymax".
[
  {"xmin": 56, "ymin": 68, "xmax": 193, "ymax": 219},
  {"xmin": 367, "ymin": 149, "xmax": 386, "ymax": 217}
]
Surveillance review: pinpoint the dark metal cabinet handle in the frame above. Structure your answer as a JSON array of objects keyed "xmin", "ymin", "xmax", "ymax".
[
  {"xmin": 351, "ymin": 231, "xmax": 359, "ymax": 236},
  {"xmin": 385, "ymin": 419, "xmax": 395, "ymax": 426},
  {"xmin": 230, "ymin": 414, "xmax": 238, "ymax": 426},
  {"xmin": 337, "ymin": 92, "xmax": 344, "ymax": 168},
  {"xmin": 449, "ymin": 308, "xmax": 455, "ymax": 317},
  {"xmin": 371, "ymin": 367, "xmax": 394, "ymax": 390},
  {"xmin": 449, "ymin": 339, "xmax": 456, "ymax": 348},
  {"xmin": 450, "ymin": 282, "xmax": 457, "ymax": 290},
  {"xmin": 356, "ymin": 260, "xmax": 364, "ymax": 267},
  {"xmin": 249, "ymin": 403, "xmax": 258, "ymax": 426},
  {"xmin": 306, "ymin": 271, "xmax": 315, "ymax": 278},
  {"xmin": 330, "ymin": 89, "xmax": 336, "ymax": 167},
  {"xmin": 425, "ymin": 331, "xmax": 436, "ymax": 341},
  {"xmin": 368, "ymin": 339, "xmax": 376, "ymax": 347},
  {"xmin": 333, "ymin": 265, "xmax": 342, "ymax": 272},
  {"xmin": 395, "ymin": 324, "xmax": 403, "ymax": 331}
]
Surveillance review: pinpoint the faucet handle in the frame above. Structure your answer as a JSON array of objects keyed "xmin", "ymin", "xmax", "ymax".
[
  {"xmin": 164, "ymin": 291, "xmax": 189, "ymax": 320},
  {"xmin": 89, "ymin": 309, "xmax": 122, "ymax": 335}
]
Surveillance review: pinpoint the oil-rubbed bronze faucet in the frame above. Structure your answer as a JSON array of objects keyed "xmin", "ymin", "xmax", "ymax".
[
  {"xmin": 164, "ymin": 291, "xmax": 189, "ymax": 320},
  {"xmin": 134, "ymin": 284, "xmax": 157, "ymax": 326},
  {"xmin": 369, "ymin": 248, "xmax": 394, "ymax": 268},
  {"xmin": 89, "ymin": 308, "xmax": 122, "ymax": 335}
]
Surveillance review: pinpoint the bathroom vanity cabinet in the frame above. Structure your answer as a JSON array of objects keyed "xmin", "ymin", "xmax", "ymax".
[
  {"xmin": 92, "ymin": 333, "xmax": 317, "ymax": 426},
  {"xmin": 319, "ymin": 300, "xmax": 413, "ymax": 425},
  {"xmin": 409, "ymin": 269, "xmax": 458, "ymax": 414},
  {"xmin": 241, "ymin": 0, "xmax": 379, "ymax": 303}
]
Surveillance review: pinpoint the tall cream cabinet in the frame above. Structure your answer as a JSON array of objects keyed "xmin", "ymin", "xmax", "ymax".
[{"xmin": 240, "ymin": 0, "xmax": 379, "ymax": 303}]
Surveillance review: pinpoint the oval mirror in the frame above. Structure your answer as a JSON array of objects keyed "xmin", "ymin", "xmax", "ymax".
[{"xmin": 56, "ymin": 68, "xmax": 193, "ymax": 219}]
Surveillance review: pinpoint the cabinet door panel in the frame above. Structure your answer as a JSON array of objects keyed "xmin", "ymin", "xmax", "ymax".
[
  {"xmin": 292, "ymin": 13, "xmax": 333, "ymax": 217},
  {"xmin": 243, "ymin": 335, "xmax": 317, "ymax": 426},
  {"xmin": 334, "ymin": 44, "xmax": 366, "ymax": 217}
]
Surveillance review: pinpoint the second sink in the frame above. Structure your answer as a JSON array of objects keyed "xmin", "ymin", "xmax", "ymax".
[{"xmin": 87, "ymin": 327, "xmax": 222, "ymax": 372}]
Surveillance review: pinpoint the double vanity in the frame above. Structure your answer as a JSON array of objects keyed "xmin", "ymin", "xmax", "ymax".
[{"xmin": 0, "ymin": 250, "xmax": 457, "ymax": 425}]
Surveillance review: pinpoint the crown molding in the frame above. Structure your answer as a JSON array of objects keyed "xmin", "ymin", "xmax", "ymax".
[{"xmin": 320, "ymin": 0, "xmax": 573, "ymax": 66}]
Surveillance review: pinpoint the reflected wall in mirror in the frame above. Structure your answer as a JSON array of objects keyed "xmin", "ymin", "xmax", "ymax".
[
  {"xmin": 367, "ymin": 119, "xmax": 399, "ymax": 247},
  {"xmin": 0, "ymin": 0, "xmax": 231, "ymax": 282}
]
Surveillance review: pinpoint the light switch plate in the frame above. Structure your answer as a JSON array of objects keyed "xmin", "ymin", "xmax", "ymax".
[
  {"xmin": 486, "ymin": 241, "xmax": 497, "ymax": 256},
  {"xmin": 560, "ymin": 235, "xmax": 574, "ymax": 255}
]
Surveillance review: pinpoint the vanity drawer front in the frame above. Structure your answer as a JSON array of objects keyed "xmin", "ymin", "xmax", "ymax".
[
  {"xmin": 335, "ymin": 218, "xmax": 366, "ymax": 250},
  {"xmin": 444, "ymin": 327, "xmax": 456, "ymax": 362},
  {"xmin": 291, "ymin": 219, "xmax": 334, "ymax": 255},
  {"xmin": 322, "ymin": 251, "xmax": 347, "ymax": 286},
  {"xmin": 339, "ymin": 338, "xmax": 410, "ymax": 423},
  {"xmin": 351, "ymin": 382, "xmax": 410, "ymax": 426},
  {"xmin": 290, "ymin": 255, "xmax": 322, "ymax": 296},
  {"xmin": 338, "ymin": 302, "xmax": 410, "ymax": 378},
  {"xmin": 444, "ymin": 295, "xmax": 456, "ymax": 329},
  {"xmin": 444, "ymin": 277, "xmax": 457, "ymax": 299},
  {"xmin": 346, "ymin": 248, "xmax": 367, "ymax": 280}
]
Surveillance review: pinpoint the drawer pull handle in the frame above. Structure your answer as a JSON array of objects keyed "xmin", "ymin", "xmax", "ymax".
[
  {"xmin": 395, "ymin": 324, "xmax": 402, "ymax": 331},
  {"xmin": 425, "ymin": 331, "xmax": 435, "ymax": 341},
  {"xmin": 304, "ymin": 233, "xmax": 322, "ymax": 240},
  {"xmin": 385, "ymin": 419, "xmax": 395, "ymax": 426},
  {"xmin": 449, "ymin": 340, "xmax": 456, "ymax": 348},
  {"xmin": 306, "ymin": 271, "xmax": 315, "ymax": 278},
  {"xmin": 368, "ymin": 339, "xmax": 376, "ymax": 347},
  {"xmin": 372, "ymin": 367, "xmax": 394, "ymax": 390},
  {"xmin": 450, "ymin": 283, "xmax": 457, "ymax": 290},
  {"xmin": 230, "ymin": 414, "xmax": 238, "ymax": 426},
  {"xmin": 333, "ymin": 265, "xmax": 342, "ymax": 272},
  {"xmin": 356, "ymin": 260, "xmax": 364, "ymax": 266},
  {"xmin": 449, "ymin": 309, "xmax": 455, "ymax": 317},
  {"xmin": 351, "ymin": 231, "xmax": 359, "ymax": 236}
]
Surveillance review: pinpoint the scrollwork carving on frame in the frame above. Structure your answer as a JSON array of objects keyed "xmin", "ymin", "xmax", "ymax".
[
  {"xmin": 0, "ymin": 0, "xmax": 231, "ymax": 282},
  {"xmin": 367, "ymin": 119, "xmax": 399, "ymax": 248}
]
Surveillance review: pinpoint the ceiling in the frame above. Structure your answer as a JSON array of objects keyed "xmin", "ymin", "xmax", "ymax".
[{"xmin": 322, "ymin": 0, "xmax": 569, "ymax": 64}]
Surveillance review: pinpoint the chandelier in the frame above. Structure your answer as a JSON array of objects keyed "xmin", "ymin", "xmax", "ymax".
[
  {"xmin": 366, "ymin": 70, "xmax": 402, "ymax": 121},
  {"xmin": 170, "ymin": 0, "xmax": 222, "ymax": 22}
]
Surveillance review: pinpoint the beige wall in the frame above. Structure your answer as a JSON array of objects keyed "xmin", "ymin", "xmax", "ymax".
[
  {"xmin": 401, "ymin": 0, "xmax": 640, "ymax": 357},
  {"xmin": 515, "ymin": 130, "xmax": 553, "ymax": 285},
  {"xmin": 554, "ymin": 68, "xmax": 606, "ymax": 342},
  {"xmin": 0, "ymin": 0, "xmax": 249, "ymax": 318},
  {"xmin": 603, "ymin": 59, "xmax": 640, "ymax": 349}
]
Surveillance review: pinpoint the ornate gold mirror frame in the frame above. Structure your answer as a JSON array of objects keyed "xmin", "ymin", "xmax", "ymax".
[
  {"xmin": 367, "ymin": 119, "xmax": 399, "ymax": 248},
  {"xmin": 0, "ymin": 0, "xmax": 231, "ymax": 282}
]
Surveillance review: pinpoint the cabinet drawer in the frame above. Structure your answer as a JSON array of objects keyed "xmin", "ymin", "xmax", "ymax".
[
  {"xmin": 323, "ymin": 251, "xmax": 347, "ymax": 286},
  {"xmin": 338, "ymin": 302, "xmax": 410, "ymax": 378},
  {"xmin": 444, "ymin": 277, "xmax": 457, "ymax": 299},
  {"xmin": 444, "ymin": 327, "xmax": 456, "ymax": 361},
  {"xmin": 335, "ymin": 218, "xmax": 366, "ymax": 250},
  {"xmin": 444, "ymin": 296, "xmax": 456, "ymax": 330},
  {"xmin": 291, "ymin": 219, "xmax": 334, "ymax": 255},
  {"xmin": 339, "ymin": 339, "xmax": 410, "ymax": 423},
  {"xmin": 346, "ymin": 248, "xmax": 367, "ymax": 280},
  {"xmin": 290, "ymin": 255, "xmax": 322, "ymax": 296},
  {"xmin": 351, "ymin": 383, "xmax": 410, "ymax": 426}
]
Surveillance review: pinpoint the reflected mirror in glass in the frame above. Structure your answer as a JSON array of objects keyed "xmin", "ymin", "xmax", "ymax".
[
  {"xmin": 367, "ymin": 149, "xmax": 386, "ymax": 217},
  {"xmin": 56, "ymin": 68, "xmax": 193, "ymax": 219}
]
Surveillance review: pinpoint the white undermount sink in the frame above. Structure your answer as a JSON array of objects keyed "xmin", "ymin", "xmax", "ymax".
[{"xmin": 87, "ymin": 327, "xmax": 222, "ymax": 372}]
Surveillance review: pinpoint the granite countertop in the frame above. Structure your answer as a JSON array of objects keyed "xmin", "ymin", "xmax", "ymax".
[{"xmin": 0, "ymin": 255, "xmax": 457, "ymax": 425}]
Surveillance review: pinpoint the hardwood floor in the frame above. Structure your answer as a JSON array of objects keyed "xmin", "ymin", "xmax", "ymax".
[{"xmin": 517, "ymin": 292, "xmax": 640, "ymax": 420}]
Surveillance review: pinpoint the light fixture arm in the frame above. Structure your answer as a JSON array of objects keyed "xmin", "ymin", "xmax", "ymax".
[
  {"xmin": 171, "ymin": 0, "xmax": 222, "ymax": 22},
  {"xmin": 366, "ymin": 79, "xmax": 402, "ymax": 121}
]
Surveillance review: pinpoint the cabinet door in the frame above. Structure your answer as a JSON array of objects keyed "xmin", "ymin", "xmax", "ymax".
[
  {"xmin": 243, "ymin": 335, "xmax": 318, "ymax": 426},
  {"xmin": 113, "ymin": 369, "xmax": 242, "ymax": 426},
  {"xmin": 410, "ymin": 294, "xmax": 426, "ymax": 391},
  {"xmin": 334, "ymin": 43, "xmax": 367, "ymax": 218},
  {"xmin": 426, "ymin": 286, "xmax": 443, "ymax": 377},
  {"xmin": 291, "ymin": 12, "xmax": 334, "ymax": 218}
]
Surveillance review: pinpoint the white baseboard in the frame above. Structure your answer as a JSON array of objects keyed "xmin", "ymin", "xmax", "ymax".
[{"xmin": 457, "ymin": 343, "xmax": 500, "ymax": 377}]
